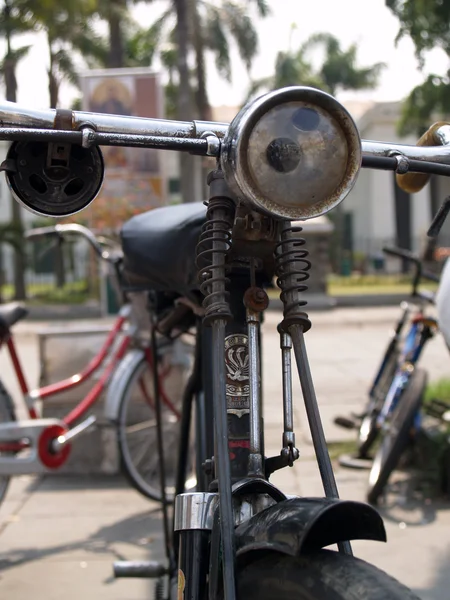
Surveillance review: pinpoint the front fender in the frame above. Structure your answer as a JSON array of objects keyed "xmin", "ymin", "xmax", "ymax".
[
  {"xmin": 104, "ymin": 348, "xmax": 145, "ymax": 422},
  {"xmin": 235, "ymin": 497, "xmax": 386, "ymax": 558}
]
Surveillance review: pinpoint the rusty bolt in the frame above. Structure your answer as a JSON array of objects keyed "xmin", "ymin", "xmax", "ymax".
[{"xmin": 243, "ymin": 286, "xmax": 269, "ymax": 312}]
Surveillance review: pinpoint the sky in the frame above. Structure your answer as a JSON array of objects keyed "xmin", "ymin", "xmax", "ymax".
[{"xmin": 1, "ymin": 0, "xmax": 449, "ymax": 112}]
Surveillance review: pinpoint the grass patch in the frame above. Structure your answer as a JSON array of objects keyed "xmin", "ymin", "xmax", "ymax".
[
  {"xmin": 326, "ymin": 440, "xmax": 357, "ymax": 460},
  {"xmin": 267, "ymin": 274, "xmax": 438, "ymax": 298},
  {"xmin": 1, "ymin": 280, "xmax": 92, "ymax": 305},
  {"xmin": 328, "ymin": 274, "xmax": 438, "ymax": 297},
  {"xmin": 424, "ymin": 378, "xmax": 450, "ymax": 406}
]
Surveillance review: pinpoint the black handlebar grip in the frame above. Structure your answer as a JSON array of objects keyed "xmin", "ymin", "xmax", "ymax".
[{"xmin": 382, "ymin": 246, "xmax": 419, "ymax": 264}]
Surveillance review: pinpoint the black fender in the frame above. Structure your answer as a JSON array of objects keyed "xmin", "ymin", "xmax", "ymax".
[{"xmin": 235, "ymin": 496, "xmax": 386, "ymax": 559}]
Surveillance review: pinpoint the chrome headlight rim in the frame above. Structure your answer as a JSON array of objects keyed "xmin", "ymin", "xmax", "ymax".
[{"xmin": 221, "ymin": 86, "xmax": 362, "ymax": 221}]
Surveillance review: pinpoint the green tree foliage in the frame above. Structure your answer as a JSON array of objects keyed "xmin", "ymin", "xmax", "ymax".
[
  {"xmin": 249, "ymin": 31, "xmax": 384, "ymax": 97},
  {"xmin": 15, "ymin": 0, "xmax": 105, "ymax": 107},
  {"xmin": 386, "ymin": 0, "xmax": 450, "ymax": 134},
  {"xmin": 143, "ymin": 0, "xmax": 269, "ymax": 120},
  {"xmin": 0, "ymin": 0, "xmax": 34, "ymax": 300}
]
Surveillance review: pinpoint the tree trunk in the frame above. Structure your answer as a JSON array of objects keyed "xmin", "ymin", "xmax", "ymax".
[
  {"xmin": 54, "ymin": 244, "xmax": 65, "ymax": 289},
  {"xmin": 107, "ymin": 0, "xmax": 126, "ymax": 68},
  {"xmin": 192, "ymin": 4, "xmax": 211, "ymax": 121},
  {"xmin": 4, "ymin": 3, "xmax": 26, "ymax": 301},
  {"xmin": 191, "ymin": 1, "xmax": 212, "ymax": 198},
  {"xmin": 48, "ymin": 38, "xmax": 59, "ymax": 108},
  {"xmin": 174, "ymin": 0, "xmax": 201, "ymax": 204}
]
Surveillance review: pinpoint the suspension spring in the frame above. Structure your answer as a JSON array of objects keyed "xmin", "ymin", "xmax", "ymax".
[
  {"xmin": 274, "ymin": 223, "xmax": 312, "ymax": 333},
  {"xmin": 196, "ymin": 190, "xmax": 235, "ymax": 324}
]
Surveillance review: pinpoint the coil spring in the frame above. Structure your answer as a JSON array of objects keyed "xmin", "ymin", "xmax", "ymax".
[
  {"xmin": 195, "ymin": 198, "xmax": 234, "ymax": 321},
  {"xmin": 274, "ymin": 225, "xmax": 312, "ymax": 329}
]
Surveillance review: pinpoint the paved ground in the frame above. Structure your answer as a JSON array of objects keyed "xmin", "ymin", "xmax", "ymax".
[{"xmin": 1, "ymin": 306, "xmax": 450, "ymax": 599}]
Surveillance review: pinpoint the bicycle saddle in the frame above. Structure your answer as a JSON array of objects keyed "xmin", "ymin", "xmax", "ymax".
[
  {"xmin": 0, "ymin": 302, "xmax": 28, "ymax": 337},
  {"xmin": 121, "ymin": 202, "xmax": 207, "ymax": 294}
]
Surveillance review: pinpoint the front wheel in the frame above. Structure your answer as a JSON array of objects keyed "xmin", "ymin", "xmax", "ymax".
[
  {"xmin": 367, "ymin": 368, "xmax": 427, "ymax": 505},
  {"xmin": 0, "ymin": 379, "xmax": 16, "ymax": 506},
  {"xmin": 357, "ymin": 346, "xmax": 400, "ymax": 458},
  {"xmin": 236, "ymin": 550, "xmax": 420, "ymax": 599}
]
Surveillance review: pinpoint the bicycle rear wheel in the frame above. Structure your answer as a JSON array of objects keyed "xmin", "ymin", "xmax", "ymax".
[
  {"xmin": 0, "ymin": 379, "xmax": 16, "ymax": 505},
  {"xmin": 367, "ymin": 368, "xmax": 427, "ymax": 505},
  {"xmin": 117, "ymin": 337, "xmax": 195, "ymax": 501}
]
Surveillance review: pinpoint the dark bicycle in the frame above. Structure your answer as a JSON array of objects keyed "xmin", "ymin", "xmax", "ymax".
[
  {"xmin": 3, "ymin": 85, "xmax": 449, "ymax": 599},
  {"xmin": 335, "ymin": 245, "xmax": 440, "ymax": 480}
]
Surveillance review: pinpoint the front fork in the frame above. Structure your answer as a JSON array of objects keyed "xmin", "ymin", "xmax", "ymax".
[{"xmin": 175, "ymin": 175, "xmax": 352, "ymax": 600}]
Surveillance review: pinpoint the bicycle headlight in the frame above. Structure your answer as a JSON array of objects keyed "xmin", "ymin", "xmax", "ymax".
[{"xmin": 221, "ymin": 86, "xmax": 362, "ymax": 220}]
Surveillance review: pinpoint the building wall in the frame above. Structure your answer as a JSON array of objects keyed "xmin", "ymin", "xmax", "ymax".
[{"xmin": 344, "ymin": 103, "xmax": 433, "ymax": 262}]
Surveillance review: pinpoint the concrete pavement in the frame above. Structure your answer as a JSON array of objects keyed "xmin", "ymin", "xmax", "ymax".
[{"xmin": 1, "ymin": 306, "xmax": 450, "ymax": 599}]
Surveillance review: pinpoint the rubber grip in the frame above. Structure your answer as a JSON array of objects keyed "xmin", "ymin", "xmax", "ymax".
[{"xmin": 396, "ymin": 121, "xmax": 450, "ymax": 193}]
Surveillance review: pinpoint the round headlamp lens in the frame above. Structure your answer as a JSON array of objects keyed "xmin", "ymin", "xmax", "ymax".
[{"xmin": 246, "ymin": 101, "xmax": 348, "ymax": 214}]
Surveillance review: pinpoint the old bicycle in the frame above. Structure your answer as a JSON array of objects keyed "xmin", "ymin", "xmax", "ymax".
[
  {"xmin": 335, "ymin": 247, "xmax": 439, "ymax": 460},
  {"xmin": 2, "ymin": 86, "xmax": 450, "ymax": 598},
  {"xmin": 0, "ymin": 223, "xmax": 194, "ymax": 503}
]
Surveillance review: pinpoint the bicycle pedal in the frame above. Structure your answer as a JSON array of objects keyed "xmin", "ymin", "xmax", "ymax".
[
  {"xmin": 334, "ymin": 416, "xmax": 357, "ymax": 430},
  {"xmin": 350, "ymin": 412, "xmax": 365, "ymax": 421},
  {"xmin": 113, "ymin": 560, "xmax": 168, "ymax": 579}
]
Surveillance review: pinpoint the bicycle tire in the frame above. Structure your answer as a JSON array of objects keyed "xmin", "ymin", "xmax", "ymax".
[
  {"xmin": 357, "ymin": 347, "xmax": 399, "ymax": 458},
  {"xmin": 234, "ymin": 550, "xmax": 419, "ymax": 599},
  {"xmin": 367, "ymin": 368, "xmax": 427, "ymax": 505},
  {"xmin": 0, "ymin": 378, "xmax": 16, "ymax": 506},
  {"xmin": 117, "ymin": 338, "xmax": 196, "ymax": 501}
]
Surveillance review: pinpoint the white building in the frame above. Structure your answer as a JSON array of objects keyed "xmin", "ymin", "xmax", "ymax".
[{"xmin": 342, "ymin": 100, "xmax": 449, "ymax": 265}]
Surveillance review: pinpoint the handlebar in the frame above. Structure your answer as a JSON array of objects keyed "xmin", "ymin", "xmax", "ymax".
[
  {"xmin": 382, "ymin": 245, "xmax": 439, "ymax": 304},
  {"xmin": 1, "ymin": 99, "xmax": 450, "ymax": 176},
  {"xmin": 395, "ymin": 122, "xmax": 450, "ymax": 193},
  {"xmin": 25, "ymin": 224, "xmax": 120, "ymax": 262},
  {"xmin": 382, "ymin": 246, "xmax": 440, "ymax": 282}
]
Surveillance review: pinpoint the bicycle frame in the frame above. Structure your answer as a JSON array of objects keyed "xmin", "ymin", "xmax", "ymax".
[
  {"xmin": 0, "ymin": 304, "xmax": 179, "ymax": 471},
  {"xmin": 368, "ymin": 302, "xmax": 410, "ymax": 403},
  {"xmin": 377, "ymin": 313, "xmax": 437, "ymax": 428},
  {"xmin": 4, "ymin": 85, "xmax": 450, "ymax": 600}
]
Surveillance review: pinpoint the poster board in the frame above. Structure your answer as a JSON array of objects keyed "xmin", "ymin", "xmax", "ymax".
[{"xmin": 79, "ymin": 68, "xmax": 167, "ymax": 231}]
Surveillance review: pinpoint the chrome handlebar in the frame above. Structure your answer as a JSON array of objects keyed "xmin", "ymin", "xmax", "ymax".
[
  {"xmin": 1, "ymin": 100, "xmax": 450, "ymax": 170},
  {"xmin": 1, "ymin": 88, "xmax": 450, "ymax": 222},
  {"xmin": 0, "ymin": 99, "xmax": 228, "ymax": 147},
  {"xmin": 25, "ymin": 224, "xmax": 119, "ymax": 262}
]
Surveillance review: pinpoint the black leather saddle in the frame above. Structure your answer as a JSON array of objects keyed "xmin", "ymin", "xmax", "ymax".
[
  {"xmin": 0, "ymin": 302, "xmax": 28, "ymax": 338},
  {"xmin": 121, "ymin": 202, "xmax": 207, "ymax": 295}
]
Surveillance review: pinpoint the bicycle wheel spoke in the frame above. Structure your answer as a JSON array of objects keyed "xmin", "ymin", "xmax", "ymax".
[{"xmin": 125, "ymin": 419, "xmax": 157, "ymax": 434}]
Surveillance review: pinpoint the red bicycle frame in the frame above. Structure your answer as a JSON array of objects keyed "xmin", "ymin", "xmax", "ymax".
[{"xmin": 0, "ymin": 311, "xmax": 180, "ymax": 454}]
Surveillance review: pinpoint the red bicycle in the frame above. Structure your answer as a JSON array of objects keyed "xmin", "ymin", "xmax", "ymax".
[{"xmin": 0, "ymin": 224, "xmax": 195, "ymax": 504}]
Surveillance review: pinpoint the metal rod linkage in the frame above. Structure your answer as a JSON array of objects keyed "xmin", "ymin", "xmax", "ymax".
[
  {"xmin": 0, "ymin": 127, "xmax": 213, "ymax": 154},
  {"xmin": 247, "ymin": 309, "xmax": 263, "ymax": 476},
  {"xmin": 280, "ymin": 332, "xmax": 295, "ymax": 451}
]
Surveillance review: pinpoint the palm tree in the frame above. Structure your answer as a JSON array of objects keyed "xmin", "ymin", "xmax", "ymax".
[
  {"xmin": 0, "ymin": 0, "xmax": 33, "ymax": 300},
  {"xmin": 140, "ymin": 0, "xmax": 269, "ymax": 120},
  {"xmin": 302, "ymin": 33, "xmax": 385, "ymax": 96},
  {"xmin": 249, "ymin": 32, "xmax": 384, "ymax": 98},
  {"xmin": 16, "ymin": 0, "xmax": 106, "ymax": 107},
  {"xmin": 0, "ymin": 221, "xmax": 25, "ymax": 303},
  {"xmin": 96, "ymin": 0, "xmax": 140, "ymax": 68}
]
